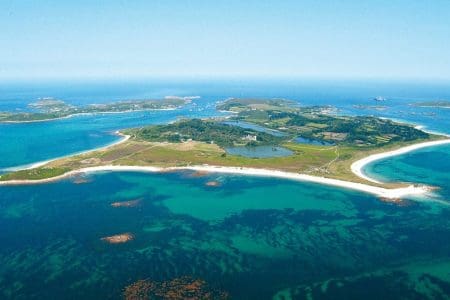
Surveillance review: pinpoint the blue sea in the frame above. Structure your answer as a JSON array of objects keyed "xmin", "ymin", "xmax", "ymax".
[{"xmin": 1, "ymin": 79, "xmax": 450, "ymax": 299}]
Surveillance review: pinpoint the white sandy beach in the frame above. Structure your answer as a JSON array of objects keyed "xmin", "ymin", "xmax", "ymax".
[
  {"xmin": 351, "ymin": 139, "xmax": 450, "ymax": 184},
  {"xmin": 0, "ymin": 164, "xmax": 432, "ymax": 200},
  {"xmin": 2, "ymin": 135, "xmax": 450, "ymax": 201}
]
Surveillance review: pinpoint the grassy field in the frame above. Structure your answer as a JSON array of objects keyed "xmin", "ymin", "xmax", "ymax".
[
  {"xmin": 0, "ymin": 99, "xmax": 444, "ymax": 185},
  {"xmin": 1, "ymin": 135, "xmax": 441, "ymax": 187},
  {"xmin": 0, "ymin": 167, "xmax": 70, "ymax": 181},
  {"xmin": 223, "ymin": 98, "xmax": 430, "ymax": 147}
]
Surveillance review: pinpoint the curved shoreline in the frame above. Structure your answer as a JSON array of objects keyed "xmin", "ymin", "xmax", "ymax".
[
  {"xmin": 351, "ymin": 139, "xmax": 450, "ymax": 184},
  {"xmin": 1, "ymin": 131, "xmax": 449, "ymax": 200},
  {"xmin": 0, "ymin": 107, "xmax": 178, "ymax": 124},
  {"xmin": 0, "ymin": 164, "xmax": 432, "ymax": 200},
  {"xmin": 1, "ymin": 131, "xmax": 130, "ymax": 172}
]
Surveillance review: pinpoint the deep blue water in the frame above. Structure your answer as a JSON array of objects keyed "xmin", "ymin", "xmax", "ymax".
[{"xmin": 1, "ymin": 79, "xmax": 450, "ymax": 299}]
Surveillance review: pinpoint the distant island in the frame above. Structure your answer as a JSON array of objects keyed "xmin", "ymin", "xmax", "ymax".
[
  {"xmin": 1, "ymin": 98, "xmax": 449, "ymax": 200},
  {"xmin": 0, "ymin": 96, "xmax": 195, "ymax": 123},
  {"xmin": 411, "ymin": 100, "xmax": 450, "ymax": 108}
]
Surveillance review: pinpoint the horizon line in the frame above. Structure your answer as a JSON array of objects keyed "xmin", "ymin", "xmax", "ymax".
[{"xmin": 1, "ymin": 74, "xmax": 450, "ymax": 84}]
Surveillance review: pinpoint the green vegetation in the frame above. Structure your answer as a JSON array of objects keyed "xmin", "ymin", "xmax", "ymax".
[
  {"xmin": 0, "ymin": 112, "xmax": 70, "ymax": 122},
  {"xmin": 222, "ymin": 98, "xmax": 429, "ymax": 147},
  {"xmin": 0, "ymin": 97, "xmax": 190, "ymax": 122},
  {"xmin": 125, "ymin": 119, "xmax": 284, "ymax": 147},
  {"xmin": 0, "ymin": 98, "xmax": 442, "ymax": 185},
  {"xmin": 0, "ymin": 167, "xmax": 70, "ymax": 181},
  {"xmin": 216, "ymin": 98, "xmax": 297, "ymax": 112}
]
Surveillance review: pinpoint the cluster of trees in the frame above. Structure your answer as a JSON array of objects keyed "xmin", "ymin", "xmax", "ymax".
[
  {"xmin": 130, "ymin": 119, "xmax": 284, "ymax": 147},
  {"xmin": 325, "ymin": 116, "xmax": 429, "ymax": 144},
  {"xmin": 129, "ymin": 101, "xmax": 430, "ymax": 149},
  {"xmin": 244, "ymin": 110, "xmax": 429, "ymax": 146},
  {"xmin": 216, "ymin": 98, "xmax": 430, "ymax": 147}
]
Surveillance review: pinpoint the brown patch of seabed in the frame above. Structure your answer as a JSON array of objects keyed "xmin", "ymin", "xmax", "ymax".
[
  {"xmin": 123, "ymin": 276, "xmax": 229, "ymax": 300},
  {"xmin": 101, "ymin": 233, "xmax": 134, "ymax": 244}
]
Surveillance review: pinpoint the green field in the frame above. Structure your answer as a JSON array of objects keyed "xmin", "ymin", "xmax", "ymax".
[
  {"xmin": 0, "ymin": 99, "xmax": 443, "ymax": 186},
  {"xmin": 224, "ymin": 99, "xmax": 429, "ymax": 147}
]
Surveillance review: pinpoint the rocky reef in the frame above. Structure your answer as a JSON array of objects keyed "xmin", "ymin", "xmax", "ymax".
[{"xmin": 123, "ymin": 276, "xmax": 228, "ymax": 300}]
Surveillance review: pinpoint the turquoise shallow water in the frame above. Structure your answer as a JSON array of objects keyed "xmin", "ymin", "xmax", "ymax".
[
  {"xmin": 365, "ymin": 144, "xmax": 450, "ymax": 203},
  {"xmin": 1, "ymin": 80, "xmax": 450, "ymax": 299},
  {"xmin": 0, "ymin": 101, "xmax": 223, "ymax": 170},
  {"xmin": 2, "ymin": 79, "xmax": 450, "ymax": 169},
  {"xmin": 0, "ymin": 171, "xmax": 449, "ymax": 299}
]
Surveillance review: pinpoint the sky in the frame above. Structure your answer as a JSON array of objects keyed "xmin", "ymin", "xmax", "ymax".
[{"xmin": 1, "ymin": 0, "xmax": 450, "ymax": 81}]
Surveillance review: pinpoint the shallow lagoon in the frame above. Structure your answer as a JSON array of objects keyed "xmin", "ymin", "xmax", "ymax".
[
  {"xmin": 226, "ymin": 145, "xmax": 293, "ymax": 158},
  {"xmin": 222, "ymin": 120, "xmax": 287, "ymax": 137},
  {"xmin": 295, "ymin": 136, "xmax": 335, "ymax": 146}
]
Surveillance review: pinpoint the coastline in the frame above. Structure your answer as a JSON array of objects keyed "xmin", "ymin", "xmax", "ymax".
[
  {"xmin": 0, "ymin": 114, "xmax": 75, "ymax": 124},
  {"xmin": 1, "ymin": 129, "xmax": 449, "ymax": 200},
  {"xmin": 351, "ymin": 139, "xmax": 450, "ymax": 184},
  {"xmin": 0, "ymin": 107, "xmax": 179, "ymax": 124},
  {"xmin": 1, "ymin": 131, "xmax": 131, "ymax": 172},
  {"xmin": 380, "ymin": 117, "xmax": 450, "ymax": 138},
  {"xmin": 0, "ymin": 164, "xmax": 431, "ymax": 199}
]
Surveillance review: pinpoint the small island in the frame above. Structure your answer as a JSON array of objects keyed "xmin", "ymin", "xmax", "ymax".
[
  {"xmin": 411, "ymin": 100, "xmax": 450, "ymax": 108},
  {"xmin": 1, "ymin": 98, "xmax": 449, "ymax": 200},
  {"xmin": 0, "ymin": 96, "xmax": 194, "ymax": 123}
]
